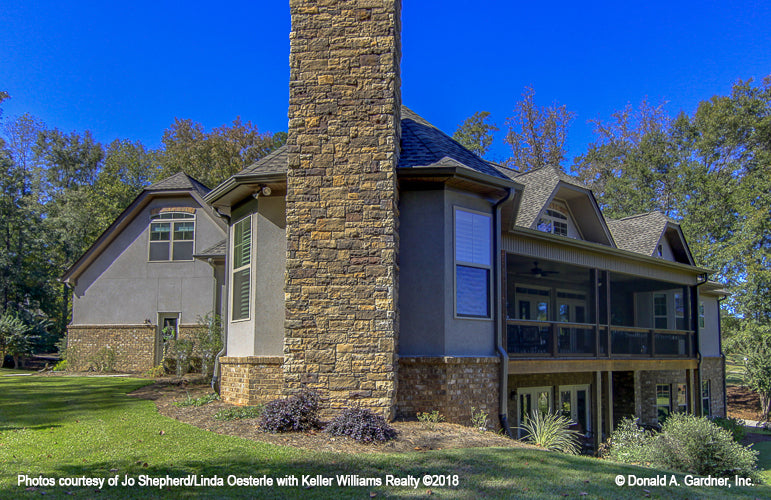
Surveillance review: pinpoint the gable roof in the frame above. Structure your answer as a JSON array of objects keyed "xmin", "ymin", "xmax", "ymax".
[
  {"xmin": 61, "ymin": 173, "xmax": 226, "ymax": 284},
  {"xmin": 606, "ymin": 211, "xmax": 694, "ymax": 264},
  {"xmin": 146, "ymin": 172, "xmax": 211, "ymax": 196}
]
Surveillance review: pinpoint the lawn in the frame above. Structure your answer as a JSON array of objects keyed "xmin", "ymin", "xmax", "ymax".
[{"xmin": 1, "ymin": 375, "xmax": 769, "ymax": 499}]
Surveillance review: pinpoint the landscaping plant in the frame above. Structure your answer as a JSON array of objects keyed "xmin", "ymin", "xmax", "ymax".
[
  {"xmin": 214, "ymin": 406, "xmax": 263, "ymax": 421},
  {"xmin": 519, "ymin": 410, "xmax": 581, "ymax": 455},
  {"xmin": 325, "ymin": 406, "xmax": 397, "ymax": 443},
  {"xmin": 258, "ymin": 389, "xmax": 320, "ymax": 432},
  {"xmin": 417, "ymin": 410, "xmax": 445, "ymax": 430}
]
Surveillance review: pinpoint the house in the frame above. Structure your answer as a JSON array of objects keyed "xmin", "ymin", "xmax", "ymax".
[
  {"xmin": 64, "ymin": 0, "xmax": 726, "ymax": 446},
  {"xmin": 62, "ymin": 172, "xmax": 228, "ymax": 372}
]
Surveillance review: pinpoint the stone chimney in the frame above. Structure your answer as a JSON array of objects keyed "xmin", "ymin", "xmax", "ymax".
[{"xmin": 285, "ymin": 0, "xmax": 401, "ymax": 417}]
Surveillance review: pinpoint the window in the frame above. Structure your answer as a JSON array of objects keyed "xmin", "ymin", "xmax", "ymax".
[
  {"xmin": 657, "ymin": 244, "xmax": 663, "ymax": 257},
  {"xmin": 149, "ymin": 212, "xmax": 195, "ymax": 261},
  {"xmin": 231, "ymin": 216, "xmax": 252, "ymax": 321},
  {"xmin": 699, "ymin": 302, "xmax": 705, "ymax": 329},
  {"xmin": 537, "ymin": 208, "xmax": 569, "ymax": 236},
  {"xmin": 702, "ymin": 380, "xmax": 711, "ymax": 416},
  {"xmin": 559, "ymin": 385, "xmax": 591, "ymax": 435},
  {"xmin": 656, "ymin": 384, "xmax": 671, "ymax": 422},
  {"xmin": 455, "ymin": 209, "xmax": 491, "ymax": 318},
  {"xmin": 653, "ymin": 293, "xmax": 668, "ymax": 329},
  {"xmin": 676, "ymin": 383, "xmax": 688, "ymax": 413},
  {"xmin": 674, "ymin": 292, "xmax": 686, "ymax": 330}
]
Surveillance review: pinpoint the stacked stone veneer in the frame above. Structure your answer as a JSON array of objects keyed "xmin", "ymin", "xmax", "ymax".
[
  {"xmin": 219, "ymin": 357, "xmax": 284, "ymax": 405},
  {"xmin": 396, "ymin": 357, "xmax": 500, "ymax": 427},
  {"xmin": 701, "ymin": 356, "xmax": 726, "ymax": 418},
  {"xmin": 67, "ymin": 324, "xmax": 155, "ymax": 372},
  {"xmin": 284, "ymin": 0, "xmax": 402, "ymax": 417}
]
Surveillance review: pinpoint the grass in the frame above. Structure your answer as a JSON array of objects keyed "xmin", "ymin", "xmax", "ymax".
[{"xmin": 1, "ymin": 375, "xmax": 770, "ymax": 499}]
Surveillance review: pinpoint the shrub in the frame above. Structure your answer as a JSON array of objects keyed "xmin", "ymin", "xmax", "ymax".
[
  {"xmin": 166, "ymin": 338, "xmax": 194, "ymax": 377},
  {"xmin": 144, "ymin": 364, "xmax": 165, "ymax": 378},
  {"xmin": 53, "ymin": 360, "xmax": 68, "ymax": 372},
  {"xmin": 601, "ymin": 417, "xmax": 654, "ymax": 464},
  {"xmin": 650, "ymin": 413, "xmax": 760, "ymax": 481},
  {"xmin": 417, "ymin": 410, "xmax": 445, "ymax": 430},
  {"xmin": 519, "ymin": 410, "xmax": 581, "ymax": 455},
  {"xmin": 174, "ymin": 392, "xmax": 219, "ymax": 407},
  {"xmin": 325, "ymin": 407, "xmax": 397, "ymax": 443},
  {"xmin": 470, "ymin": 406, "xmax": 489, "ymax": 432},
  {"xmin": 194, "ymin": 313, "xmax": 223, "ymax": 378},
  {"xmin": 604, "ymin": 414, "xmax": 760, "ymax": 482},
  {"xmin": 215, "ymin": 406, "xmax": 263, "ymax": 421},
  {"xmin": 258, "ymin": 389, "xmax": 321, "ymax": 432},
  {"xmin": 711, "ymin": 416, "xmax": 746, "ymax": 443},
  {"xmin": 88, "ymin": 347, "xmax": 117, "ymax": 372}
]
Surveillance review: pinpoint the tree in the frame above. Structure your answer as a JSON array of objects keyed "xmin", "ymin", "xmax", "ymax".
[
  {"xmin": 504, "ymin": 86, "xmax": 575, "ymax": 172},
  {"xmin": 452, "ymin": 111, "xmax": 498, "ymax": 157},
  {"xmin": 726, "ymin": 321, "xmax": 771, "ymax": 419},
  {"xmin": 158, "ymin": 117, "xmax": 286, "ymax": 188}
]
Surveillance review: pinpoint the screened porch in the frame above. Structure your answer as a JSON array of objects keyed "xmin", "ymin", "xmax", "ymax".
[{"xmin": 504, "ymin": 255, "xmax": 696, "ymax": 359}]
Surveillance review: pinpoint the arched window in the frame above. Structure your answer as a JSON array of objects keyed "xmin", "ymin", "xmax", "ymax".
[
  {"xmin": 149, "ymin": 210, "xmax": 195, "ymax": 261},
  {"xmin": 537, "ymin": 205, "xmax": 570, "ymax": 237}
]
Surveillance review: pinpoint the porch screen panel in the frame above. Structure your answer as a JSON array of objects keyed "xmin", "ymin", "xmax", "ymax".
[{"xmin": 455, "ymin": 209, "xmax": 491, "ymax": 318}]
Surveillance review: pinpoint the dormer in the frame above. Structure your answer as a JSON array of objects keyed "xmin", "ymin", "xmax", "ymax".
[
  {"xmin": 513, "ymin": 166, "xmax": 615, "ymax": 246},
  {"xmin": 607, "ymin": 212, "xmax": 695, "ymax": 265}
]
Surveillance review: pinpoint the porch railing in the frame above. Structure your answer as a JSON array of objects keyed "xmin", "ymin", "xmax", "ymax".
[{"xmin": 506, "ymin": 320, "xmax": 695, "ymax": 358}]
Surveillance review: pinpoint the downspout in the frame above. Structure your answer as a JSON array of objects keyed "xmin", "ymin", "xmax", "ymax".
[
  {"xmin": 211, "ymin": 211, "xmax": 231, "ymax": 394},
  {"xmin": 494, "ymin": 187, "xmax": 516, "ymax": 437}
]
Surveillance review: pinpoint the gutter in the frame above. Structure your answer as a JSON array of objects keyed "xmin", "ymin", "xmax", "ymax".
[
  {"xmin": 493, "ymin": 187, "xmax": 517, "ymax": 437},
  {"xmin": 694, "ymin": 276, "xmax": 709, "ymax": 416},
  {"xmin": 717, "ymin": 293, "xmax": 728, "ymax": 416}
]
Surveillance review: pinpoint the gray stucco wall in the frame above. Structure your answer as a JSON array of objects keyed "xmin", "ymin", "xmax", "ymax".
[
  {"xmin": 700, "ymin": 294, "xmax": 722, "ymax": 357},
  {"xmin": 226, "ymin": 195, "xmax": 286, "ymax": 357},
  {"xmin": 253, "ymin": 195, "xmax": 286, "ymax": 356},
  {"xmin": 71, "ymin": 195, "xmax": 226, "ymax": 326},
  {"xmin": 398, "ymin": 188, "xmax": 446, "ymax": 355},
  {"xmin": 444, "ymin": 189, "xmax": 495, "ymax": 355}
]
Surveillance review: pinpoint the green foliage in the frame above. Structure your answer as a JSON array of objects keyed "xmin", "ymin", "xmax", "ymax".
[
  {"xmin": 214, "ymin": 405, "xmax": 263, "ymax": 421},
  {"xmin": 600, "ymin": 417, "xmax": 654, "ymax": 464},
  {"xmin": 194, "ymin": 313, "xmax": 224, "ymax": 378},
  {"xmin": 711, "ymin": 416, "xmax": 747, "ymax": 443},
  {"xmin": 417, "ymin": 410, "xmax": 445, "ymax": 430},
  {"xmin": 452, "ymin": 111, "xmax": 498, "ymax": 158},
  {"xmin": 0, "ymin": 312, "xmax": 37, "ymax": 368},
  {"xmin": 52, "ymin": 359, "xmax": 68, "ymax": 371},
  {"xmin": 470, "ymin": 406, "xmax": 489, "ymax": 432},
  {"xmin": 605, "ymin": 414, "xmax": 761, "ymax": 483},
  {"xmin": 88, "ymin": 346, "xmax": 117, "ymax": 372},
  {"xmin": 518, "ymin": 409, "xmax": 582, "ymax": 454},
  {"xmin": 166, "ymin": 338, "xmax": 195, "ymax": 377},
  {"xmin": 504, "ymin": 86, "xmax": 575, "ymax": 171},
  {"xmin": 726, "ymin": 321, "xmax": 771, "ymax": 419},
  {"xmin": 143, "ymin": 364, "xmax": 166, "ymax": 378},
  {"xmin": 174, "ymin": 392, "xmax": 220, "ymax": 407}
]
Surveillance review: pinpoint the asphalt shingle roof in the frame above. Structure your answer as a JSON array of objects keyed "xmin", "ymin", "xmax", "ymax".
[
  {"xmin": 236, "ymin": 107, "xmax": 508, "ymax": 182},
  {"xmin": 146, "ymin": 172, "xmax": 211, "ymax": 196},
  {"xmin": 606, "ymin": 212, "xmax": 671, "ymax": 256},
  {"xmin": 195, "ymin": 239, "xmax": 227, "ymax": 258}
]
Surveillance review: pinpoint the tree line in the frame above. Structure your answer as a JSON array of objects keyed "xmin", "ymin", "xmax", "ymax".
[
  {"xmin": 0, "ymin": 91, "xmax": 285, "ymax": 361},
  {"xmin": 454, "ymin": 78, "xmax": 771, "ymax": 415}
]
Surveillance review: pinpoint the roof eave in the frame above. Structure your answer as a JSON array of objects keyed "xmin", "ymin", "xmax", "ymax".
[
  {"xmin": 205, "ymin": 173, "xmax": 287, "ymax": 208},
  {"xmin": 398, "ymin": 165, "xmax": 523, "ymax": 191}
]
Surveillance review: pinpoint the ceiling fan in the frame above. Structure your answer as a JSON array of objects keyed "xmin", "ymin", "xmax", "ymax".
[{"xmin": 524, "ymin": 261, "xmax": 559, "ymax": 279}]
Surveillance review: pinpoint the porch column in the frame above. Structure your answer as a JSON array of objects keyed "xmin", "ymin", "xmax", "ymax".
[
  {"xmin": 686, "ymin": 368, "xmax": 695, "ymax": 415},
  {"xmin": 594, "ymin": 371, "xmax": 603, "ymax": 449},
  {"xmin": 606, "ymin": 371, "xmax": 614, "ymax": 433},
  {"xmin": 633, "ymin": 370, "xmax": 642, "ymax": 418}
]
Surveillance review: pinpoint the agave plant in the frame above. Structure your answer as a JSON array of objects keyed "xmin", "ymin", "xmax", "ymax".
[{"xmin": 519, "ymin": 409, "xmax": 582, "ymax": 455}]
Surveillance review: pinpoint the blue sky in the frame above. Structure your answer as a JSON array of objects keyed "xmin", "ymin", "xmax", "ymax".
[{"xmin": 2, "ymin": 1, "xmax": 770, "ymax": 165}]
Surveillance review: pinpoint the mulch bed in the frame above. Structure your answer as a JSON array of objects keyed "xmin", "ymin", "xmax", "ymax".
[
  {"xmin": 727, "ymin": 385, "xmax": 764, "ymax": 422},
  {"xmin": 128, "ymin": 380, "xmax": 533, "ymax": 454}
]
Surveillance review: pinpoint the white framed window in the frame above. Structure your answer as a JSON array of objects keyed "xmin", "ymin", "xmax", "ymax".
[
  {"xmin": 454, "ymin": 208, "xmax": 491, "ymax": 319},
  {"xmin": 536, "ymin": 200, "xmax": 581, "ymax": 238},
  {"xmin": 231, "ymin": 215, "xmax": 252, "ymax": 322},
  {"xmin": 702, "ymin": 380, "xmax": 711, "ymax": 416},
  {"xmin": 149, "ymin": 211, "xmax": 195, "ymax": 261}
]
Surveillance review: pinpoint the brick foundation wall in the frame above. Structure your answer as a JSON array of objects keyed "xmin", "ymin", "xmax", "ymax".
[
  {"xmin": 396, "ymin": 357, "xmax": 500, "ymax": 428},
  {"xmin": 284, "ymin": 0, "xmax": 402, "ymax": 417},
  {"xmin": 701, "ymin": 356, "xmax": 726, "ymax": 418},
  {"xmin": 66, "ymin": 324, "xmax": 155, "ymax": 372},
  {"xmin": 637, "ymin": 369, "xmax": 689, "ymax": 425},
  {"xmin": 220, "ymin": 356, "xmax": 284, "ymax": 405}
]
